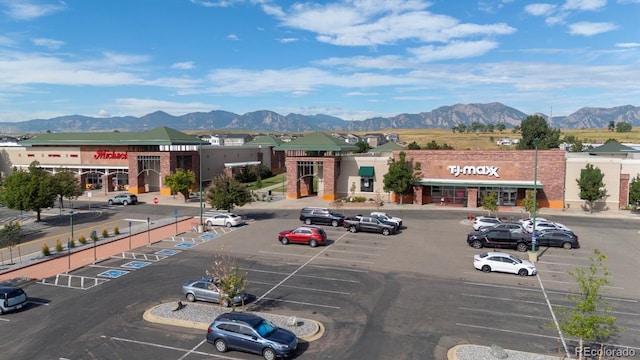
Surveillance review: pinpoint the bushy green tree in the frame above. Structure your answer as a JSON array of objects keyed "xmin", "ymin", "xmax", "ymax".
[
  {"xmin": 607, "ymin": 120, "xmax": 615, "ymax": 132},
  {"xmin": 629, "ymin": 175, "xmax": 640, "ymax": 207},
  {"xmin": 234, "ymin": 165, "xmax": 272, "ymax": 183},
  {"xmin": 206, "ymin": 175, "xmax": 250, "ymax": 211},
  {"xmin": 558, "ymin": 249, "xmax": 618, "ymax": 360},
  {"xmin": 481, "ymin": 191, "xmax": 498, "ymax": 216},
  {"xmin": 0, "ymin": 221, "xmax": 23, "ymax": 264},
  {"xmin": 496, "ymin": 123, "xmax": 506, "ymax": 132},
  {"xmin": 383, "ymin": 151, "xmax": 421, "ymax": 205},
  {"xmin": 53, "ymin": 169, "xmax": 84, "ymax": 208},
  {"xmin": 615, "ymin": 121, "xmax": 632, "ymax": 133},
  {"xmin": 354, "ymin": 140, "xmax": 371, "ymax": 153},
  {"xmin": 164, "ymin": 168, "xmax": 196, "ymax": 201},
  {"xmin": 0, "ymin": 161, "xmax": 57, "ymax": 221},
  {"xmin": 516, "ymin": 115, "xmax": 561, "ymax": 150},
  {"xmin": 576, "ymin": 163, "xmax": 607, "ymax": 213},
  {"xmin": 521, "ymin": 189, "xmax": 536, "ymax": 216},
  {"xmin": 407, "ymin": 141, "xmax": 421, "ymax": 150}
]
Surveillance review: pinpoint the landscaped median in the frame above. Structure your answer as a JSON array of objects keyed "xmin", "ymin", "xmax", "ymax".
[{"xmin": 143, "ymin": 302, "xmax": 325, "ymax": 342}]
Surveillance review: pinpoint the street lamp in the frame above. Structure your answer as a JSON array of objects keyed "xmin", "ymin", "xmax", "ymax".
[
  {"xmin": 147, "ymin": 217, "xmax": 150, "ymax": 245},
  {"xmin": 531, "ymin": 139, "xmax": 540, "ymax": 260},
  {"xmin": 68, "ymin": 210, "xmax": 74, "ymax": 270},
  {"xmin": 199, "ymin": 141, "xmax": 203, "ymax": 233},
  {"xmin": 128, "ymin": 221, "xmax": 132, "ymax": 250}
]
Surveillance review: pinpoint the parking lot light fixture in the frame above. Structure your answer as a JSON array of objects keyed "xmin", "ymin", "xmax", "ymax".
[{"xmin": 530, "ymin": 138, "xmax": 540, "ymax": 262}]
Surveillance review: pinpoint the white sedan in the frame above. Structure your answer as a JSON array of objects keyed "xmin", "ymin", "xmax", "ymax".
[
  {"xmin": 205, "ymin": 213, "xmax": 245, "ymax": 228},
  {"xmin": 524, "ymin": 221, "xmax": 571, "ymax": 233},
  {"xmin": 473, "ymin": 252, "xmax": 537, "ymax": 276}
]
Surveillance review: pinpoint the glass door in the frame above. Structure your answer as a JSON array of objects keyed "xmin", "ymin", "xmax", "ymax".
[{"xmin": 501, "ymin": 189, "xmax": 517, "ymax": 206}]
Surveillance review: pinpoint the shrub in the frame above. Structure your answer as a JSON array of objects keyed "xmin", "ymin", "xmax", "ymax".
[
  {"xmin": 69, "ymin": 239, "xmax": 75, "ymax": 248},
  {"xmin": 42, "ymin": 243, "xmax": 50, "ymax": 256},
  {"xmin": 102, "ymin": 228, "xmax": 109, "ymax": 239},
  {"xmin": 114, "ymin": 226, "xmax": 120, "ymax": 235},
  {"xmin": 354, "ymin": 196, "xmax": 367, "ymax": 202},
  {"xmin": 78, "ymin": 235, "xmax": 87, "ymax": 245},
  {"xmin": 55, "ymin": 239, "xmax": 63, "ymax": 252}
]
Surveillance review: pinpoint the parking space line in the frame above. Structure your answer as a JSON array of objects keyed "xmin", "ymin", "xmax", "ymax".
[
  {"xmin": 313, "ymin": 257, "xmax": 375, "ymax": 264},
  {"xmin": 456, "ymin": 323, "xmax": 562, "ymax": 340},
  {"xmin": 240, "ymin": 268, "xmax": 360, "ymax": 283},
  {"xmin": 337, "ymin": 243, "xmax": 387, "ymax": 250},
  {"xmin": 462, "ymin": 293, "xmax": 547, "ymax": 306},
  {"xmin": 250, "ymin": 280, "xmax": 351, "ymax": 295},
  {"xmin": 537, "ymin": 254, "xmax": 591, "ymax": 261},
  {"xmin": 0, "ymin": 318, "xmax": 9, "ymax": 322},
  {"xmin": 301, "ymin": 264, "xmax": 369, "ymax": 273},
  {"xmin": 537, "ymin": 261, "xmax": 591, "ymax": 268},
  {"xmin": 259, "ymin": 250, "xmax": 313, "ymax": 258},
  {"xmin": 464, "ymin": 281, "xmax": 634, "ymax": 301},
  {"xmin": 104, "ymin": 336, "xmax": 237, "ymax": 359},
  {"xmin": 536, "ymin": 274, "xmax": 569, "ymax": 357},
  {"xmin": 326, "ymin": 249, "xmax": 380, "ymax": 256},
  {"xmin": 458, "ymin": 307, "xmax": 550, "ymax": 320},
  {"xmin": 261, "ymin": 296, "xmax": 341, "ymax": 309}
]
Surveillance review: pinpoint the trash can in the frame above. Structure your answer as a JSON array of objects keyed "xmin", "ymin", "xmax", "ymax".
[{"xmin": 268, "ymin": 190, "xmax": 272, "ymax": 196}]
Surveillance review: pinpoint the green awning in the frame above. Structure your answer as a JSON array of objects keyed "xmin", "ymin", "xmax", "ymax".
[{"xmin": 358, "ymin": 166, "xmax": 375, "ymax": 177}]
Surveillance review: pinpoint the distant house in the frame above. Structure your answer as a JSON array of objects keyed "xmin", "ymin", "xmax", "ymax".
[
  {"xmin": 363, "ymin": 133, "xmax": 387, "ymax": 147},
  {"xmin": 384, "ymin": 133, "xmax": 399, "ymax": 143}
]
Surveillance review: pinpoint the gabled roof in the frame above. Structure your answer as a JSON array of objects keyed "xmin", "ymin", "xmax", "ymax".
[
  {"xmin": 276, "ymin": 132, "xmax": 357, "ymax": 152},
  {"xmin": 244, "ymin": 135, "xmax": 284, "ymax": 147},
  {"xmin": 370, "ymin": 141, "xmax": 405, "ymax": 153},
  {"xmin": 588, "ymin": 142, "xmax": 640, "ymax": 155},
  {"xmin": 20, "ymin": 126, "xmax": 206, "ymax": 146}
]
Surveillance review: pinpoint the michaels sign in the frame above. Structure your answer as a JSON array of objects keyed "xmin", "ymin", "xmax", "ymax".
[{"xmin": 448, "ymin": 165, "xmax": 500, "ymax": 178}]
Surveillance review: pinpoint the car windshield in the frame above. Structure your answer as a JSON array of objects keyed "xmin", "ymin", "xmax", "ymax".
[{"xmin": 254, "ymin": 319, "xmax": 277, "ymax": 337}]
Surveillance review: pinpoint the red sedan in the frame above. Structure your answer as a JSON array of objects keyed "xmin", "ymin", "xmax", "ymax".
[{"xmin": 278, "ymin": 226, "xmax": 327, "ymax": 247}]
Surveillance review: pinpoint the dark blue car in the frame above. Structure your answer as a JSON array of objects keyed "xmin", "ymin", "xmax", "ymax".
[{"xmin": 206, "ymin": 312, "xmax": 298, "ymax": 360}]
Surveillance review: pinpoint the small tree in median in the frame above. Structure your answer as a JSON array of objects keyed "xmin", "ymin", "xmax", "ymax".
[
  {"xmin": 521, "ymin": 189, "xmax": 536, "ymax": 217},
  {"xmin": 557, "ymin": 249, "xmax": 619, "ymax": 360},
  {"xmin": 576, "ymin": 163, "xmax": 607, "ymax": 213},
  {"xmin": 0, "ymin": 221, "xmax": 23, "ymax": 264},
  {"xmin": 206, "ymin": 251, "xmax": 248, "ymax": 311},
  {"xmin": 383, "ymin": 151, "xmax": 421, "ymax": 205},
  {"xmin": 206, "ymin": 174, "xmax": 250, "ymax": 212},
  {"xmin": 481, "ymin": 191, "xmax": 498, "ymax": 216},
  {"xmin": 164, "ymin": 168, "xmax": 196, "ymax": 202}
]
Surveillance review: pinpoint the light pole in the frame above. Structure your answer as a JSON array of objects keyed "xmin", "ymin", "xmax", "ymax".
[
  {"xmin": 198, "ymin": 141, "xmax": 203, "ymax": 233},
  {"xmin": 174, "ymin": 209, "xmax": 178, "ymax": 234},
  {"xmin": 530, "ymin": 139, "xmax": 540, "ymax": 262},
  {"xmin": 147, "ymin": 217, "xmax": 150, "ymax": 245},
  {"xmin": 68, "ymin": 210, "xmax": 74, "ymax": 270},
  {"xmin": 128, "ymin": 221, "xmax": 132, "ymax": 250}
]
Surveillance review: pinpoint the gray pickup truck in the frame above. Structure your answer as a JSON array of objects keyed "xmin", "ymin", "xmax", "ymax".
[{"xmin": 343, "ymin": 215, "xmax": 396, "ymax": 236}]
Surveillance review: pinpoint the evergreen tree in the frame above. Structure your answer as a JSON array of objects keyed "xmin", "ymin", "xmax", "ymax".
[
  {"xmin": 206, "ymin": 174, "xmax": 250, "ymax": 211},
  {"xmin": 576, "ymin": 163, "xmax": 607, "ymax": 214},
  {"xmin": 628, "ymin": 175, "xmax": 640, "ymax": 207},
  {"xmin": 382, "ymin": 151, "xmax": 421, "ymax": 205}
]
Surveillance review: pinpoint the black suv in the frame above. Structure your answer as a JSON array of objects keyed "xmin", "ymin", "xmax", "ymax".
[{"xmin": 299, "ymin": 207, "xmax": 345, "ymax": 227}]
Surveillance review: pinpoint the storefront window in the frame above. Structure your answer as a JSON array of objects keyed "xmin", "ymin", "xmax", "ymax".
[
  {"xmin": 431, "ymin": 186, "xmax": 467, "ymax": 205},
  {"xmin": 360, "ymin": 177, "xmax": 374, "ymax": 192}
]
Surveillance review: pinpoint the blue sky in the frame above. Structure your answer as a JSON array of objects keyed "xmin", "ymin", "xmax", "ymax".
[{"xmin": 0, "ymin": 0, "xmax": 639, "ymax": 123}]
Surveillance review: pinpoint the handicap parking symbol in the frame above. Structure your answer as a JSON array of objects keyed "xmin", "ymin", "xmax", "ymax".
[
  {"xmin": 155, "ymin": 249, "xmax": 181, "ymax": 256},
  {"xmin": 175, "ymin": 242, "xmax": 198, "ymax": 249},
  {"xmin": 97, "ymin": 269, "xmax": 129, "ymax": 279},
  {"xmin": 121, "ymin": 261, "xmax": 151, "ymax": 269},
  {"xmin": 200, "ymin": 233, "xmax": 219, "ymax": 240}
]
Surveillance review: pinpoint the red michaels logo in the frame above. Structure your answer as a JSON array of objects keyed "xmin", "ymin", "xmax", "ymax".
[{"xmin": 94, "ymin": 150, "xmax": 128, "ymax": 160}]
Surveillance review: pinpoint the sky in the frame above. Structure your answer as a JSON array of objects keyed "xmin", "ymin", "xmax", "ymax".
[{"xmin": 0, "ymin": 0, "xmax": 639, "ymax": 123}]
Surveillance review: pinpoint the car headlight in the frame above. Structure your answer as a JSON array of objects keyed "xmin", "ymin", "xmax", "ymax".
[{"xmin": 274, "ymin": 343, "xmax": 289, "ymax": 350}]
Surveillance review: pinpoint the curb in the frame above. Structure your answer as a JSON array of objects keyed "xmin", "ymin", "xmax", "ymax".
[
  {"xmin": 447, "ymin": 344, "xmax": 462, "ymax": 360},
  {"xmin": 142, "ymin": 303, "xmax": 324, "ymax": 342}
]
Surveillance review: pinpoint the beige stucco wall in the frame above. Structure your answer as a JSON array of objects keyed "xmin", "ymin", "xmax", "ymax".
[
  {"xmin": 336, "ymin": 155, "xmax": 391, "ymax": 201},
  {"xmin": 200, "ymin": 146, "xmax": 260, "ymax": 182},
  {"xmin": 565, "ymin": 155, "xmax": 623, "ymax": 210}
]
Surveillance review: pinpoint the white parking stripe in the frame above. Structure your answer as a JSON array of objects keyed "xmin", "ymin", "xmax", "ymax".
[
  {"xmin": 300, "ymin": 264, "xmax": 369, "ymax": 273},
  {"xmin": 462, "ymin": 293, "xmax": 547, "ymax": 306},
  {"xmin": 259, "ymin": 251, "xmax": 312, "ymax": 258},
  {"xmin": 313, "ymin": 257, "xmax": 375, "ymax": 264},
  {"xmin": 240, "ymin": 268, "xmax": 360, "ymax": 283},
  {"xmin": 463, "ymin": 281, "xmax": 633, "ymax": 301},
  {"xmin": 260, "ymin": 296, "xmax": 341, "ymax": 309},
  {"xmin": 249, "ymin": 280, "xmax": 351, "ymax": 295},
  {"xmin": 104, "ymin": 335, "xmax": 239, "ymax": 359},
  {"xmin": 458, "ymin": 307, "xmax": 550, "ymax": 320},
  {"xmin": 326, "ymin": 249, "xmax": 380, "ymax": 256},
  {"xmin": 536, "ymin": 274, "xmax": 569, "ymax": 357},
  {"xmin": 337, "ymin": 243, "xmax": 387, "ymax": 250},
  {"xmin": 456, "ymin": 323, "xmax": 561, "ymax": 340}
]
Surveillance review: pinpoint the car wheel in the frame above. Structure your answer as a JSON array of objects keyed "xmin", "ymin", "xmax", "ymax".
[
  {"xmin": 309, "ymin": 239, "xmax": 318, "ymax": 247},
  {"xmin": 562, "ymin": 242, "xmax": 572, "ymax": 250},
  {"xmin": 107, "ymin": 200, "xmax": 114, "ymax": 205},
  {"xmin": 122, "ymin": 200, "xmax": 128, "ymax": 206},
  {"xmin": 518, "ymin": 269, "xmax": 529, "ymax": 276},
  {"xmin": 481, "ymin": 265, "xmax": 491, "ymax": 273},
  {"xmin": 516, "ymin": 242, "xmax": 528, "ymax": 252},
  {"xmin": 214, "ymin": 339, "xmax": 228, "ymax": 353},
  {"xmin": 331, "ymin": 219, "xmax": 339, "ymax": 227},
  {"xmin": 305, "ymin": 218, "xmax": 312, "ymax": 225},
  {"xmin": 471, "ymin": 240, "xmax": 482, "ymax": 249},
  {"xmin": 222, "ymin": 299, "xmax": 230, "ymax": 308},
  {"xmin": 206, "ymin": 221, "xmax": 213, "ymax": 227},
  {"xmin": 349, "ymin": 225, "xmax": 357, "ymax": 233},
  {"xmin": 186, "ymin": 293, "xmax": 196, "ymax": 302},
  {"xmin": 263, "ymin": 348, "xmax": 276, "ymax": 360},
  {"xmin": 281, "ymin": 237, "xmax": 289, "ymax": 245},
  {"xmin": 382, "ymin": 228, "xmax": 390, "ymax": 236},
  {"xmin": 225, "ymin": 222, "xmax": 232, "ymax": 228}
]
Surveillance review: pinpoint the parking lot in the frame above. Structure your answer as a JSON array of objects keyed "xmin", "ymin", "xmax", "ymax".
[{"xmin": 1, "ymin": 209, "xmax": 639, "ymax": 359}]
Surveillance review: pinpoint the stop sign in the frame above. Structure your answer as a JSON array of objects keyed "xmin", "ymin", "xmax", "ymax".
[{"xmin": 153, "ymin": 197, "xmax": 159, "ymax": 204}]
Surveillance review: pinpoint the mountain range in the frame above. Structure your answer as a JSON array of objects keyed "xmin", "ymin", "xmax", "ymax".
[{"xmin": 1, "ymin": 103, "xmax": 638, "ymax": 134}]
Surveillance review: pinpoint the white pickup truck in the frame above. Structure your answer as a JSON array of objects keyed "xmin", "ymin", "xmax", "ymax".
[{"xmin": 370, "ymin": 212, "xmax": 403, "ymax": 228}]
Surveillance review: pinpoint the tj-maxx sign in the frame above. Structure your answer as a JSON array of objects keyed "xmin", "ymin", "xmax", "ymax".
[{"xmin": 448, "ymin": 165, "xmax": 500, "ymax": 178}]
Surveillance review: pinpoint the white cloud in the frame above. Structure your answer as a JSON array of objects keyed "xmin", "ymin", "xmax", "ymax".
[
  {"xmin": 227, "ymin": 34, "xmax": 239, "ymax": 41},
  {"xmin": 615, "ymin": 42, "xmax": 640, "ymax": 48},
  {"xmin": 189, "ymin": 0, "xmax": 237, "ymax": 8},
  {"xmin": 345, "ymin": 91, "xmax": 378, "ymax": 96},
  {"xmin": 96, "ymin": 109, "xmax": 111, "ymax": 118},
  {"xmin": 524, "ymin": 3, "xmax": 557, "ymax": 16},
  {"xmin": 316, "ymin": 55, "xmax": 408, "ymax": 70},
  {"xmin": 32, "ymin": 37, "xmax": 64, "ymax": 50},
  {"xmin": 1, "ymin": 0, "xmax": 65, "ymax": 20},
  {"xmin": 568, "ymin": 22, "xmax": 618, "ymax": 36},
  {"xmin": 0, "ymin": 35, "xmax": 16, "ymax": 46},
  {"xmin": 171, "ymin": 61, "xmax": 196, "ymax": 70},
  {"xmin": 278, "ymin": 38, "xmax": 299, "ymax": 43},
  {"xmin": 562, "ymin": 0, "xmax": 607, "ymax": 11},
  {"xmin": 408, "ymin": 40, "xmax": 499, "ymax": 62}
]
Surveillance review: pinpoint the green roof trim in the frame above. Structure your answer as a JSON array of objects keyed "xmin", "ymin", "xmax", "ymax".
[
  {"xmin": 588, "ymin": 142, "xmax": 639, "ymax": 155},
  {"xmin": 276, "ymin": 132, "xmax": 357, "ymax": 152},
  {"xmin": 358, "ymin": 166, "xmax": 375, "ymax": 177},
  {"xmin": 370, "ymin": 141, "xmax": 405, "ymax": 153},
  {"xmin": 20, "ymin": 126, "xmax": 206, "ymax": 146}
]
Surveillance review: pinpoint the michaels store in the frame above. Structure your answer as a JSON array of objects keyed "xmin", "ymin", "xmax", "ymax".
[{"xmin": 402, "ymin": 149, "xmax": 566, "ymax": 209}]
